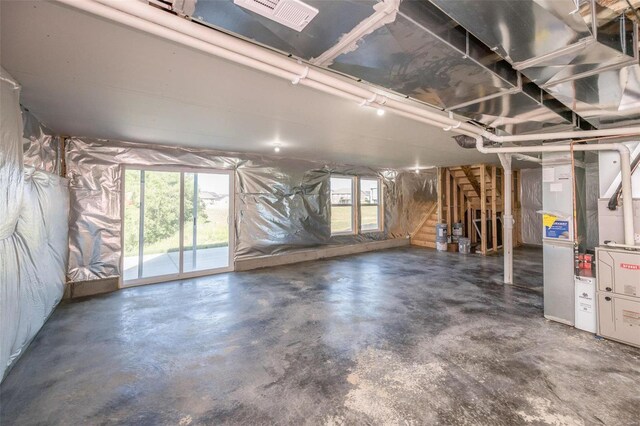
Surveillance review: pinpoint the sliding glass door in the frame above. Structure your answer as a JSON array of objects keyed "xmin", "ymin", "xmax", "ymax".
[{"xmin": 122, "ymin": 167, "xmax": 233, "ymax": 286}]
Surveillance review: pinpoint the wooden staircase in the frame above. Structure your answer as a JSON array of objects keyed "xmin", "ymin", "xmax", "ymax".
[
  {"xmin": 410, "ymin": 202, "xmax": 439, "ymax": 249},
  {"xmin": 409, "ymin": 165, "xmax": 522, "ymax": 254},
  {"xmin": 447, "ymin": 165, "xmax": 504, "ymax": 212},
  {"xmin": 441, "ymin": 164, "xmax": 521, "ymax": 255}
]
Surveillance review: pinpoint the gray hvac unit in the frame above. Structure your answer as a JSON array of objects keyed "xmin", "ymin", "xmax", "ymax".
[{"xmin": 542, "ymin": 150, "xmax": 587, "ymax": 326}]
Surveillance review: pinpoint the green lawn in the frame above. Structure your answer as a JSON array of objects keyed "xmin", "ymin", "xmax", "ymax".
[
  {"xmin": 124, "ymin": 205, "xmax": 229, "ymax": 256},
  {"xmin": 331, "ymin": 205, "xmax": 380, "ymax": 233}
]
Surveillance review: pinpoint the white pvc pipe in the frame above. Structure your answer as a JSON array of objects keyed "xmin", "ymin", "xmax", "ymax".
[
  {"xmin": 471, "ymin": 134, "xmax": 636, "ymax": 247},
  {"xmin": 488, "ymin": 128, "xmax": 640, "ymax": 143},
  {"xmin": 498, "ymin": 153, "xmax": 513, "ymax": 284}
]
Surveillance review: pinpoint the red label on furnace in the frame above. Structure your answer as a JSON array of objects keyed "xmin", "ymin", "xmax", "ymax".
[{"xmin": 620, "ymin": 263, "xmax": 640, "ymax": 270}]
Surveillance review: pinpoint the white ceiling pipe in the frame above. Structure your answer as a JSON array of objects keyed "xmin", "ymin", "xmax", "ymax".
[
  {"xmin": 498, "ymin": 153, "xmax": 513, "ymax": 284},
  {"xmin": 486, "ymin": 128, "xmax": 640, "ymax": 143},
  {"xmin": 467, "ymin": 132, "xmax": 636, "ymax": 247},
  {"xmin": 311, "ymin": 0, "xmax": 400, "ymax": 67}
]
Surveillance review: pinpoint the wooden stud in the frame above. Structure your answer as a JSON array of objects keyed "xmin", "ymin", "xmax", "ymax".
[
  {"xmin": 60, "ymin": 136, "xmax": 67, "ymax": 177},
  {"xmin": 470, "ymin": 205, "xmax": 475, "ymax": 244},
  {"xmin": 445, "ymin": 168, "xmax": 451, "ymax": 236},
  {"xmin": 459, "ymin": 185, "xmax": 464, "ymax": 231},
  {"xmin": 468, "ymin": 202, "xmax": 473, "ymax": 241},
  {"xmin": 453, "ymin": 176, "xmax": 458, "ymax": 224},
  {"xmin": 491, "ymin": 166, "xmax": 497, "ymax": 253},
  {"xmin": 461, "ymin": 165, "xmax": 481, "ymax": 198}
]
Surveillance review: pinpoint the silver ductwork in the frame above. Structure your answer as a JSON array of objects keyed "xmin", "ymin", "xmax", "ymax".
[
  {"xmin": 186, "ymin": 0, "xmax": 578, "ymax": 135},
  {"xmin": 430, "ymin": 0, "xmax": 640, "ymax": 128},
  {"xmin": 454, "ymin": 134, "xmax": 494, "ymax": 149},
  {"xmin": 327, "ymin": 0, "xmax": 577, "ymax": 134}
]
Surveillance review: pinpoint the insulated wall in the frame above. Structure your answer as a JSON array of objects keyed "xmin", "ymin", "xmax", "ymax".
[
  {"xmin": 66, "ymin": 138, "xmax": 436, "ymax": 283},
  {"xmin": 0, "ymin": 68, "xmax": 69, "ymax": 381},
  {"xmin": 22, "ymin": 108, "xmax": 63, "ymax": 175},
  {"xmin": 520, "ymin": 168, "xmax": 543, "ymax": 246}
]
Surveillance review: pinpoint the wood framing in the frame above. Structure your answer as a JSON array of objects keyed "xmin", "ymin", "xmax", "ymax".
[
  {"xmin": 491, "ymin": 166, "xmax": 497, "ymax": 253},
  {"xmin": 440, "ymin": 163, "xmax": 523, "ymax": 256},
  {"xmin": 461, "ymin": 165, "xmax": 481, "ymax": 197}
]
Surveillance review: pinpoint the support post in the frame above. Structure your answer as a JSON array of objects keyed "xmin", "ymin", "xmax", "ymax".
[
  {"xmin": 446, "ymin": 169, "xmax": 451, "ymax": 235},
  {"xmin": 480, "ymin": 165, "xmax": 487, "ymax": 255},
  {"xmin": 498, "ymin": 154, "xmax": 513, "ymax": 284}
]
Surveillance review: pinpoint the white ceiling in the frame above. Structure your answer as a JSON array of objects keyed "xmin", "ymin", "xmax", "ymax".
[{"xmin": 0, "ymin": 0, "xmax": 496, "ymax": 169}]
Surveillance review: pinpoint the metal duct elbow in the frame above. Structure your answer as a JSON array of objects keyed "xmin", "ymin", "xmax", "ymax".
[{"xmin": 454, "ymin": 134, "xmax": 491, "ymax": 149}]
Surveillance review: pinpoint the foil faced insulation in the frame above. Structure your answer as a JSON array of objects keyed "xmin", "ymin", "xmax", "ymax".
[
  {"xmin": 520, "ymin": 168, "xmax": 543, "ymax": 246},
  {"xmin": 65, "ymin": 138, "xmax": 437, "ymax": 282},
  {"xmin": 1, "ymin": 68, "xmax": 69, "ymax": 380},
  {"xmin": 22, "ymin": 108, "xmax": 63, "ymax": 175}
]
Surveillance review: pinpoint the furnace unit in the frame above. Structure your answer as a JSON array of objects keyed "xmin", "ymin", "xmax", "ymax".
[
  {"xmin": 596, "ymin": 246, "xmax": 640, "ymax": 347},
  {"xmin": 542, "ymin": 151, "xmax": 586, "ymax": 326}
]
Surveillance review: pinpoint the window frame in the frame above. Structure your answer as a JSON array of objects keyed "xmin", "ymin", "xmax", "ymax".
[
  {"xmin": 329, "ymin": 174, "xmax": 357, "ymax": 236},
  {"xmin": 358, "ymin": 176, "xmax": 384, "ymax": 233}
]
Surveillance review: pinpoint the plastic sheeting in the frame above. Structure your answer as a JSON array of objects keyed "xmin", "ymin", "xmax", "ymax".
[
  {"xmin": 520, "ymin": 168, "xmax": 543, "ymax": 246},
  {"xmin": 22, "ymin": 108, "xmax": 62, "ymax": 175},
  {"xmin": 1, "ymin": 68, "xmax": 69, "ymax": 380},
  {"xmin": 65, "ymin": 137, "xmax": 437, "ymax": 282}
]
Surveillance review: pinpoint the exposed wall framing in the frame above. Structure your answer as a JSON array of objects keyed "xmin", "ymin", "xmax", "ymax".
[{"xmin": 412, "ymin": 164, "xmax": 523, "ymax": 255}]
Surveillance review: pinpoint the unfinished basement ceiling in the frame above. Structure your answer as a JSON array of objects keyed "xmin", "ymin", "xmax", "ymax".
[
  {"xmin": 429, "ymin": 0, "xmax": 640, "ymax": 129},
  {"xmin": 0, "ymin": 1, "xmax": 494, "ymax": 169},
  {"xmin": 189, "ymin": 0, "xmax": 640, "ymax": 132}
]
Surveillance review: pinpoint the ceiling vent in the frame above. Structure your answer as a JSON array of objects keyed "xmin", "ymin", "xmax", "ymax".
[{"xmin": 233, "ymin": 0, "xmax": 319, "ymax": 32}]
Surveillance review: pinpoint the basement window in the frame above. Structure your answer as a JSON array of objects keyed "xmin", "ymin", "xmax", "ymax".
[
  {"xmin": 359, "ymin": 178, "xmax": 382, "ymax": 232},
  {"xmin": 330, "ymin": 176, "xmax": 355, "ymax": 235}
]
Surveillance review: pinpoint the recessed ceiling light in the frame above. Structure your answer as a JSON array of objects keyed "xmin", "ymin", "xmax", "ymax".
[
  {"xmin": 415, "ymin": 168, "xmax": 420, "ymax": 174},
  {"xmin": 376, "ymin": 108, "xmax": 385, "ymax": 116},
  {"xmin": 274, "ymin": 146, "xmax": 281, "ymax": 153}
]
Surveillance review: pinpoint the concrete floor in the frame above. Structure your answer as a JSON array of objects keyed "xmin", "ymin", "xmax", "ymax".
[
  {"xmin": 2, "ymin": 247, "xmax": 639, "ymax": 425},
  {"xmin": 123, "ymin": 246, "xmax": 230, "ymax": 282}
]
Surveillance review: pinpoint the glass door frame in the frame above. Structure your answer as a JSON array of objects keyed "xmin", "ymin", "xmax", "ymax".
[{"xmin": 120, "ymin": 165, "xmax": 235, "ymax": 288}]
